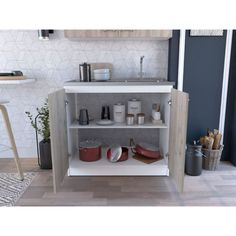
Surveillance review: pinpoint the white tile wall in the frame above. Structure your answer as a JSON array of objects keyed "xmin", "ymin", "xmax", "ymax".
[{"xmin": 0, "ymin": 30, "xmax": 169, "ymax": 158}]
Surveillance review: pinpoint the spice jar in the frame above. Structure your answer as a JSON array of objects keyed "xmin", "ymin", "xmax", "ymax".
[
  {"xmin": 126, "ymin": 113, "xmax": 134, "ymax": 125},
  {"xmin": 137, "ymin": 113, "xmax": 145, "ymax": 125}
]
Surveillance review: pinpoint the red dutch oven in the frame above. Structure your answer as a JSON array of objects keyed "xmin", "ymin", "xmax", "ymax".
[{"xmin": 79, "ymin": 140, "xmax": 101, "ymax": 162}]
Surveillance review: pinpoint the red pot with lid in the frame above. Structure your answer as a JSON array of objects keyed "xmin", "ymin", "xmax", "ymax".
[{"xmin": 79, "ymin": 140, "xmax": 101, "ymax": 162}]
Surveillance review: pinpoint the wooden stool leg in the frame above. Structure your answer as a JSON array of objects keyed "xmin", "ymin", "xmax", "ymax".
[{"xmin": 0, "ymin": 105, "xmax": 24, "ymax": 180}]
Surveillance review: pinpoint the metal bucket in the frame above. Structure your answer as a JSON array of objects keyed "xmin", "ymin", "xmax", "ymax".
[{"xmin": 185, "ymin": 144, "xmax": 202, "ymax": 176}]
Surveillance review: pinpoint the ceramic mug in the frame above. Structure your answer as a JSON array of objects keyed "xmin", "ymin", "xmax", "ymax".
[{"xmin": 79, "ymin": 109, "xmax": 89, "ymax": 125}]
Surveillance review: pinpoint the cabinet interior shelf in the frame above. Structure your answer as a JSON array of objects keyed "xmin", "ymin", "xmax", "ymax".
[
  {"xmin": 69, "ymin": 150, "xmax": 169, "ymax": 176},
  {"xmin": 69, "ymin": 120, "xmax": 168, "ymax": 129}
]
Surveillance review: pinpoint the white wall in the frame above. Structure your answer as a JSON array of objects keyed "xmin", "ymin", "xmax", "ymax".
[{"xmin": 0, "ymin": 30, "xmax": 169, "ymax": 157}]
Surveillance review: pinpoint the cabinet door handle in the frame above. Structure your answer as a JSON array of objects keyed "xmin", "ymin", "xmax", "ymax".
[{"xmin": 168, "ymin": 98, "xmax": 189, "ymax": 106}]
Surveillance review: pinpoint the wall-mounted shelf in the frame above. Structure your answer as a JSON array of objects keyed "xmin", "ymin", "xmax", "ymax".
[{"xmin": 0, "ymin": 78, "xmax": 36, "ymax": 85}]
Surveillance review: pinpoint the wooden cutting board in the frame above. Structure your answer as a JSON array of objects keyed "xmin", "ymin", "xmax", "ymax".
[
  {"xmin": 133, "ymin": 153, "xmax": 163, "ymax": 164},
  {"xmin": 0, "ymin": 76, "xmax": 25, "ymax": 80}
]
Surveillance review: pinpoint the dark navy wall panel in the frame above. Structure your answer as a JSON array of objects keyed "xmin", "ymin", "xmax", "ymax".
[
  {"xmin": 183, "ymin": 30, "xmax": 226, "ymax": 143},
  {"xmin": 168, "ymin": 30, "xmax": 180, "ymax": 88},
  {"xmin": 222, "ymin": 30, "xmax": 236, "ymax": 162}
]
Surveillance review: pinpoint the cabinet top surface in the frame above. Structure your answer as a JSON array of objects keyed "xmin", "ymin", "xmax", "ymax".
[
  {"xmin": 64, "ymin": 80, "xmax": 174, "ymax": 87},
  {"xmin": 63, "ymin": 80, "xmax": 174, "ymax": 93}
]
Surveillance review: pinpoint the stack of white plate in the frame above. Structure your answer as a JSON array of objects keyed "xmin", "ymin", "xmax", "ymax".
[{"xmin": 93, "ymin": 69, "xmax": 111, "ymax": 81}]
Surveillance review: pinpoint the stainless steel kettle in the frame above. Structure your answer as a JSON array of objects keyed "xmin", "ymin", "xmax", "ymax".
[{"xmin": 79, "ymin": 63, "xmax": 91, "ymax": 82}]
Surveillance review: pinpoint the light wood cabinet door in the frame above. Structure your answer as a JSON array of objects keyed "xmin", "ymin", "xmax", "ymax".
[
  {"xmin": 64, "ymin": 30, "xmax": 120, "ymax": 38},
  {"xmin": 48, "ymin": 89, "xmax": 69, "ymax": 193},
  {"xmin": 168, "ymin": 88, "xmax": 189, "ymax": 192}
]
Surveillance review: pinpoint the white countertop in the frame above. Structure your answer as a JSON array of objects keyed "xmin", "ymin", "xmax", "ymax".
[{"xmin": 64, "ymin": 80, "xmax": 174, "ymax": 93}]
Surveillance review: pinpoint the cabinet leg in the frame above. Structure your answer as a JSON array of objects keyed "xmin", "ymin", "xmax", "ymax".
[{"xmin": 0, "ymin": 105, "xmax": 24, "ymax": 180}]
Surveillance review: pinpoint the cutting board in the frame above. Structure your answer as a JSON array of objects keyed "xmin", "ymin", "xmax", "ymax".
[
  {"xmin": 133, "ymin": 153, "xmax": 163, "ymax": 164},
  {"xmin": 0, "ymin": 76, "xmax": 25, "ymax": 80}
]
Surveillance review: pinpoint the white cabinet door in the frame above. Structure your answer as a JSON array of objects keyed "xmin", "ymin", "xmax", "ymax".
[
  {"xmin": 48, "ymin": 89, "xmax": 69, "ymax": 193},
  {"xmin": 168, "ymin": 88, "xmax": 189, "ymax": 192}
]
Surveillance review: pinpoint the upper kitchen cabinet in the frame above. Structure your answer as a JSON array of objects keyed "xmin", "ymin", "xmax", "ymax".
[
  {"xmin": 64, "ymin": 30, "xmax": 172, "ymax": 40},
  {"xmin": 119, "ymin": 30, "xmax": 172, "ymax": 39},
  {"xmin": 64, "ymin": 30, "xmax": 120, "ymax": 39}
]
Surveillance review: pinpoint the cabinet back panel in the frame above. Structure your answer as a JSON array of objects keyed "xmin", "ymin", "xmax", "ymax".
[
  {"xmin": 75, "ymin": 93, "xmax": 162, "ymax": 121},
  {"xmin": 78, "ymin": 129, "xmax": 159, "ymax": 147}
]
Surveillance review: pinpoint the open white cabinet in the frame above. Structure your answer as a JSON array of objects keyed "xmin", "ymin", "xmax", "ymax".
[{"xmin": 49, "ymin": 82, "xmax": 189, "ymax": 193}]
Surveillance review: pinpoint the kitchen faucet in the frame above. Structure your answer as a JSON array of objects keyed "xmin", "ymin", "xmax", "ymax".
[{"xmin": 139, "ymin": 56, "xmax": 145, "ymax": 79}]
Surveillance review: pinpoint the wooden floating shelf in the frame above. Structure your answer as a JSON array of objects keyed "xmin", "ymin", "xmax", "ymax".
[
  {"xmin": 69, "ymin": 120, "xmax": 168, "ymax": 129},
  {"xmin": 0, "ymin": 76, "xmax": 25, "ymax": 80},
  {"xmin": 0, "ymin": 78, "xmax": 36, "ymax": 85}
]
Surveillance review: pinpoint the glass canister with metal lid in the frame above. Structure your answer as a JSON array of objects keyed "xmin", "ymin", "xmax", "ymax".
[
  {"xmin": 127, "ymin": 98, "xmax": 141, "ymax": 122},
  {"xmin": 137, "ymin": 113, "xmax": 145, "ymax": 125}
]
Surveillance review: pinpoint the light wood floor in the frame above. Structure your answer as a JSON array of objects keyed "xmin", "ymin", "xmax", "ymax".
[{"xmin": 1, "ymin": 158, "xmax": 236, "ymax": 206}]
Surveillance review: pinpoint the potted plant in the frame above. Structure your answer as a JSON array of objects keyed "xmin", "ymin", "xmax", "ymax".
[{"xmin": 25, "ymin": 99, "xmax": 52, "ymax": 169}]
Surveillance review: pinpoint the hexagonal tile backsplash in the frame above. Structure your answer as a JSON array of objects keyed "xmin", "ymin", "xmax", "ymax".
[{"xmin": 0, "ymin": 30, "xmax": 168, "ymax": 158}]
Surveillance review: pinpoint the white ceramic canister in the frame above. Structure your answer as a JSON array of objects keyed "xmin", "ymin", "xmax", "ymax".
[
  {"xmin": 152, "ymin": 103, "xmax": 161, "ymax": 120},
  {"xmin": 152, "ymin": 110, "xmax": 161, "ymax": 120},
  {"xmin": 127, "ymin": 99, "xmax": 141, "ymax": 122},
  {"xmin": 113, "ymin": 103, "xmax": 126, "ymax": 123}
]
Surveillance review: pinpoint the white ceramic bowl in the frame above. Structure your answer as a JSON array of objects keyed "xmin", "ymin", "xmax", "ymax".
[
  {"xmin": 94, "ymin": 73, "xmax": 110, "ymax": 81},
  {"xmin": 94, "ymin": 69, "xmax": 110, "ymax": 74}
]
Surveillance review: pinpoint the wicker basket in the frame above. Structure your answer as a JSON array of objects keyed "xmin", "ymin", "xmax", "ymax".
[{"xmin": 202, "ymin": 145, "xmax": 224, "ymax": 171}]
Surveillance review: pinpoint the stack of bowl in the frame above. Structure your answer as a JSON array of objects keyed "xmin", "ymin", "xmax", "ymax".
[{"xmin": 93, "ymin": 69, "xmax": 111, "ymax": 81}]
